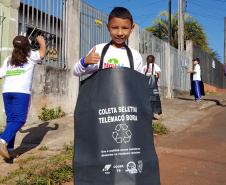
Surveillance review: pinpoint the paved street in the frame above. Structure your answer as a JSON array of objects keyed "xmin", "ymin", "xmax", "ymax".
[{"xmin": 155, "ymin": 102, "xmax": 226, "ymax": 185}]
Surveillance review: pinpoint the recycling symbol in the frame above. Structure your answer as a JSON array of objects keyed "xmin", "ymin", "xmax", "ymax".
[{"xmin": 112, "ymin": 124, "xmax": 132, "ymax": 143}]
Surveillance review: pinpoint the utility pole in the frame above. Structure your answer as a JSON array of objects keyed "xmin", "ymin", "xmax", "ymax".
[
  {"xmin": 224, "ymin": 17, "xmax": 226, "ymax": 64},
  {"xmin": 178, "ymin": 0, "xmax": 182, "ymax": 51},
  {"xmin": 182, "ymin": 0, "xmax": 185, "ymax": 51},
  {"xmin": 168, "ymin": 0, "xmax": 171, "ymax": 45}
]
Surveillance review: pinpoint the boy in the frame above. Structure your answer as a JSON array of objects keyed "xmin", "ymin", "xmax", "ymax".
[
  {"xmin": 73, "ymin": 7, "xmax": 143, "ymax": 76},
  {"xmin": 187, "ymin": 58, "xmax": 202, "ymax": 101}
]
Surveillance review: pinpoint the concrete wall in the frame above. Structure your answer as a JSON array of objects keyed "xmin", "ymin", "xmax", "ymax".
[
  {"xmin": 27, "ymin": 0, "xmax": 81, "ymax": 124},
  {"xmin": 128, "ymin": 23, "xmax": 139, "ymax": 51},
  {"xmin": 0, "ymin": 0, "xmax": 20, "ymax": 126}
]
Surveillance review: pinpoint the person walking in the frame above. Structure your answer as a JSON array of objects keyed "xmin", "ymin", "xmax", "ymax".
[
  {"xmin": 143, "ymin": 55, "xmax": 161, "ymax": 83},
  {"xmin": 0, "ymin": 35, "xmax": 46, "ymax": 159}
]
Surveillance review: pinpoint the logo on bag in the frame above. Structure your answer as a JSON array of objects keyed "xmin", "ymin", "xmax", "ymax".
[
  {"xmin": 125, "ymin": 161, "xmax": 138, "ymax": 174},
  {"xmin": 102, "ymin": 164, "xmax": 112, "ymax": 174},
  {"xmin": 125, "ymin": 160, "xmax": 143, "ymax": 174},
  {"xmin": 137, "ymin": 160, "xmax": 143, "ymax": 173},
  {"xmin": 104, "ymin": 58, "xmax": 124, "ymax": 69},
  {"xmin": 112, "ymin": 124, "xmax": 132, "ymax": 143}
]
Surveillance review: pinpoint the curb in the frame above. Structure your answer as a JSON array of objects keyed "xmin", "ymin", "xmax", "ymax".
[{"xmin": 199, "ymin": 98, "xmax": 226, "ymax": 110}]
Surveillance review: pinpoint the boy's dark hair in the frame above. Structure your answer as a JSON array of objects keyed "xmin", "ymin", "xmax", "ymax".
[
  {"xmin": 108, "ymin": 7, "xmax": 133, "ymax": 25},
  {"xmin": 193, "ymin": 58, "xmax": 200, "ymax": 64}
]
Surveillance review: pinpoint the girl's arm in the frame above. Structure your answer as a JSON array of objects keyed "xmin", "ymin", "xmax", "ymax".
[
  {"xmin": 156, "ymin": 71, "xmax": 160, "ymax": 83},
  {"xmin": 37, "ymin": 36, "xmax": 46, "ymax": 60}
]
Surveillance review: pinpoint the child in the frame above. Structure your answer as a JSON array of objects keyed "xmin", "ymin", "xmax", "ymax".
[
  {"xmin": 73, "ymin": 7, "xmax": 143, "ymax": 76},
  {"xmin": 187, "ymin": 58, "xmax": 202, "ymax": 101},
  {"xmin": 143, "ymin": 55, "xmax": 161, "ymax": 83},
  {"xmin": 0, "ymin": 35, "xmax": 46, "ymax": 159}
]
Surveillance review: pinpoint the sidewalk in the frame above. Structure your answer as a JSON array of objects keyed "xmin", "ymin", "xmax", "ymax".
[
  {"xmin": 155, "ymin": 92, "xmax": 226, "ymax": 132},
  {"xmin": 1, "ymin": 92, "xmax": 226, "ymax": 179},
  {"xmin": 12, "ymin": 92, "xmax": 226, "ymax": 151}
]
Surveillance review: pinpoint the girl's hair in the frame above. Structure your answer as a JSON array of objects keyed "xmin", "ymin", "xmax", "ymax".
[
  {"xmin": 145, "ymin": 55, "xmax": 155, "ymax": 76},
  {"xmin": 11, "ymin": 45, "xmax": 31, "ymax": 66}
]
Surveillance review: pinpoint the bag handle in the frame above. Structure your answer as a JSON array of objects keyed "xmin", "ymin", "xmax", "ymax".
[
  {"xmin": 152, "ymin": 63, "xmax": 154, "ymax": 75},
  {"xmin": 99, "ymin": 41, "xmax": 134, "ymax": 71}
]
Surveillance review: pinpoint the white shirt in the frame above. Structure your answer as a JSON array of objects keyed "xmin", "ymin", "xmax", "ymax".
[
  {"xmin": 193, "ymin": 64, "xmax": 201, "ymax": 81},
  {"xmin": 0, "ymin": 51, "xmax": 42, "ymax": 94},
  {"xmin": 142, "ymin": 64, "xmax": 161, "ymax": 76},
  {"xmin": 73, "ymin": 43, "xmax": 143, "ymax": 76}
]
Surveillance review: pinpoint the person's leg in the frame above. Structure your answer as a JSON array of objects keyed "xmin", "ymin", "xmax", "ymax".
[
  {"xmin": 7, "ymin": 135, "xmax": 15, "ymax": 150},
  {"xmin": 0, "ymin": 93, "xmax": 13, "ymax": 159},
  {"xmin": 0, "ymin": 93, "xmax": 30, "ymax": 149},
  {"xmin": 196, "ymin": 81, "xmax": 202, "ymax": 100},
  {"xmin": 193, "ymin": 81, "xmax": 198, "ymax": 100}
]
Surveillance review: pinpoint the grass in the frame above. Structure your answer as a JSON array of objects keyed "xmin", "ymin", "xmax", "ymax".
[
  {"xmin": 38, "ymin": 146, "xmax": 48, "ymax": 151},
  {"xmin": 0, "ymin": 142, "xmax": 74, "ymax": 184},
  {"xmin": 38, "ymin": 106, "xmax": 65, "ymax": 122},
  {"xmin": 152, "ymin": 118, "xmax": 169, "ymax": 135}
]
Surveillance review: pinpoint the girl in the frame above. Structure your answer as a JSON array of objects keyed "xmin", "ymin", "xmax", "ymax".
[
  {"xmin": 143, "ymin": 55, "xmax": 161, "ymax": 83},
  {"xmin": 0, "ymin": 35, "xmax": 46, "ymax": 159}
]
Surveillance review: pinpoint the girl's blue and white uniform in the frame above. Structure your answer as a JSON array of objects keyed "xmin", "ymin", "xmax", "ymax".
[{"xmin": 0, "ymin": 51, "xmax": 42, "ymax": 149}]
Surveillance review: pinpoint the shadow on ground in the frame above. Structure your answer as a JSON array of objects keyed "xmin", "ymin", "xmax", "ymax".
[
  {"xmin": 178, "ymin": 97, "xmax": 226, "ymax": 107},
  {"xmin": 14, "ymin": 122, "xmax": 59, "ymax": 156}
]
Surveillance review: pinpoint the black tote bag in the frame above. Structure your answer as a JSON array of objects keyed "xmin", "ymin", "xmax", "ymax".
[
  {"xmin": 148, "ymin": 64, "xmax": 162, "ymax": 115},
  {"xmin": 73, "ymin": 43, "xmax": 160, "ymax": 185}
]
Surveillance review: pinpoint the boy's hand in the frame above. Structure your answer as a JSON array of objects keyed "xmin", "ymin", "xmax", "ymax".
[{"xmin": 84, "ymin": 47, "xmax": 100, "ymax": 65}]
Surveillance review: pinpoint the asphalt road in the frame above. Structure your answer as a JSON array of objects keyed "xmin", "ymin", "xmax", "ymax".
[{"xmin": 155, "ymin": 102, "xmax": 226, "ymax": 185}]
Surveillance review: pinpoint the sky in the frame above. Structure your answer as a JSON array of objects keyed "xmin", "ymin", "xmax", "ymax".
[{"xmin": 82, "ymin": 0, "xmax": 226, "ymax": 63}]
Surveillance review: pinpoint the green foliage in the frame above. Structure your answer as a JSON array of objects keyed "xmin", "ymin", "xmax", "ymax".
[
  {"xmin": 152, "ymin": 120, "xmax": 169, "ymax": 135},
  {"xmin": 39, "ymin": 146, "xmax": 48, "ymax": 151},
  {"xmin": 38, "ymin": 106, "xmax": 65, "ymax": 121},
  {"xmin": 146, "ymin": 10, "xmax": 220, "ymax": 60},
  {"xmin": 0, "ymin": 142, "xmax": 75, "ymax": 184}
]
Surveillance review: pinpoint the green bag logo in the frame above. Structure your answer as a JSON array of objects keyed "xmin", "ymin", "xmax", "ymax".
[
  {"xmin": 108, "ymin": 58, "xmax": 119, "ymax": 64},
  {"xmin": 6, "ymin": 69, "xmax": 25, "ymax": 76}
]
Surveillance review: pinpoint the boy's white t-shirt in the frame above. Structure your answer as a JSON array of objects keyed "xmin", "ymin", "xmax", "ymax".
[
  {"xmin": 142, "ymin": 64, "xmax": 161, "ymax": 76},
  {"xmin": 193, "ymin": 64, "xmax": 201, "ymax": 81},
  {"xmin": 0, "ymin": 50, "xmax": 42, "ymax": 94},
  {"xmin": 73, "ymin": 43, "xmax": 143, "ymax": 76}
]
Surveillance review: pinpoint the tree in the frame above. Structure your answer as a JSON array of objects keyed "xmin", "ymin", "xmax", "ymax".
[{"xmin": 146, "ymin": 11, "xmax": 220, "ymax": 59}]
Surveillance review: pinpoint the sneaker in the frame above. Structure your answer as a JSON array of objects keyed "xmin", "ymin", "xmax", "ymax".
[
  {"xmin": 8, "ymin": 151, "xmax": 19, "ymax": 159},
  {"xmin": 0, "ymin": 141, "xmax": 10, "ymax": 159},
  {"xmin": 196, "ymin": 98, "xmax": 202, "ymax": 102}
]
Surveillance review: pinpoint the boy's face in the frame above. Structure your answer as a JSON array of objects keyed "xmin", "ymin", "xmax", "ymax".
[
  {"xmin": 193, "ymin": 60, "xmax": 198, "ymax": 65},
  {"xmin": 107, "ymin": 17, "xmax": 134, "ymax": 48}
]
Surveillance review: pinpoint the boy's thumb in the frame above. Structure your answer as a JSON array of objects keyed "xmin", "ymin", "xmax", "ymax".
[{"xmin": 91, "ymin": 46, "xmax": 96, "ymax": 53}]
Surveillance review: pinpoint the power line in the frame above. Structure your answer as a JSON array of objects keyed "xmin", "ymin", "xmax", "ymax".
[
  {"xmin": 130, "ymin": 0, "xmax": 165, "ymax": 10},
  {"xmin": 186, "ymin": 11, "xmax": 224, "ymax": 20},
  {"xmin": 215, "ymin": 0, "xmax": 226, "ymax": 2},
  {"xmin": 137, "ymin": 1, "xmax": 166, "ymax": 27},
  {"xmin": 189, "ymin": 1, "xmax": 225, "ymax": 17},
  {"xmin": 100, "ymin": 0, "xmax": 131, "ymax": 12}
]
